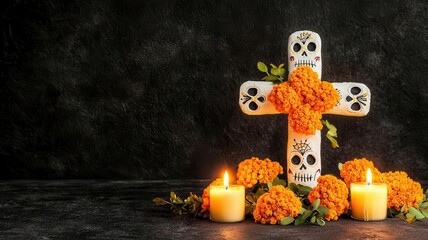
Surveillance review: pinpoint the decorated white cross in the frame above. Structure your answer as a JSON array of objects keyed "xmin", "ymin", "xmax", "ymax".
[{"xmin": 238, "ymin": 30, "xmax": 371, "ymax": 187}]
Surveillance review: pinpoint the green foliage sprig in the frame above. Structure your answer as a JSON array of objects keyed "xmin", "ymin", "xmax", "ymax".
[
  {"xmin": 153, "ymin": 192, "xmax": 208, "ymax": 218},
  {"xmin": 257, "ymin": 62, "xmax": 286, "ymax": 83},
  {"xmin": 322, "ymin": 119, "xmax": 339, "ymax": 148},
  {"xmin": 389, "ymin": 189, "xmax": 428, "ymax": 223}
]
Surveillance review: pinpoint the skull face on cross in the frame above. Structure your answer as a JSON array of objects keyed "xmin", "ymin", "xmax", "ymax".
[{"xmin": 239, "ymin": 30, "xmax": 371, "ymax": 188}]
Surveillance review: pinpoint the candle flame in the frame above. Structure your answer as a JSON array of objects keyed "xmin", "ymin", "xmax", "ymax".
[
  {"xmin": 224, "ymin": 171, "xmax": 229, "ymax": 189},
  {"xmin": 366, "ymin": 168, "xmax": 372, "ymax": 185}
]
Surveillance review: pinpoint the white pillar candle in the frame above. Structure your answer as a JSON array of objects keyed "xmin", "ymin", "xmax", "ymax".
[
  {"xmin": 209, "ymin": 171, "xmax": 245, "ymax": 222},
  {"xmin": 350, "ymin": 169, "xmax": 387, "ymax": 221}
]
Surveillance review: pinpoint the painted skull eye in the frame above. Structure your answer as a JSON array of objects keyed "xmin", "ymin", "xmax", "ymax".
[
  {"xmin": 247, "ymin": 88, "xmax": 258, "ymax": 96},
  {"xmin": 307, "ymin": 154, "xmax": 316, "ymax": 165},
  {"xmin": 307, "ymin": 42, "xmax": 316, "ymax": 52},
  {"xmin": 293, "ymin": 43, "xmax": 301, "ymax": 52},
  {"xmin": 291, "ymin": 155, "xmax": 301, "ymax": 165},
  {"xmin": 351, "ymin": 87, "xmax": 361, "ymax": 95}
]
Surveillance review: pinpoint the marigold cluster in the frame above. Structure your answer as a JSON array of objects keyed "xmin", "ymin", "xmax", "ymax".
[
  {"xmin": 236, "ymin": 157, "xmax": 283, "ymax": 188},
  {"xmin": 379, "ymin": 171, "xmax": 424, "ymax": 213},
  {"xmin": 289, "ymin": 104, "xmax": 323, "ymax": 135},
  {"xmin": 253, "ymin": 185, "xmax": 302, "ymax": 224},
  {"xmin": 200, "ymin": 178, "xmax": 223, "ymax": 213},
  {"xmin": 308, "ymin": 175, "xmax": 349, "ymax": 221},
  {"xmin": 268, "ymin": 66, "xmax": 339, "ymax": 135},
  {"xmin": 340, "ymin": 158, "xmax": 382, "ymax": 188}
]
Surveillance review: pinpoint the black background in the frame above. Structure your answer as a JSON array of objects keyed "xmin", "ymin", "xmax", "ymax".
[{"xmin": 1, "ymin": 0, "xmax": 427, "ymax": 181}]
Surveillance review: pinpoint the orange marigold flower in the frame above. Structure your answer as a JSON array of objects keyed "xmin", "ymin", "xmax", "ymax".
[
  {"xmin": 236, "ymin": 157, "xmax": 283, "ymax": 188},
  {"xmin": 200, "ymin": 178, "xmax": 223, "ymax": 213},
  {"xmin": 379, "ymin": 171, "xmax": 424, "ymax": 213},
  {"xmin": 289, "ymin": 104, "xmax": 323, "ymax": 135},
  {"xmin": 340, "ymin": 158, "xmax": 382, "ymax": 188},
  {"xmin": 268, "ymin": 82, "xmax": 299, "ymax": 113},
  {"xmin": 253, "ymin": 185, "xmax": 302, "ymax": 224},
  {"xmin": 308, "ymin": 175, "xmax": 349, "ymax": 221},
  {"xmin": 268, "ymin": 66, "xmax": 339, "ymax": 135}
]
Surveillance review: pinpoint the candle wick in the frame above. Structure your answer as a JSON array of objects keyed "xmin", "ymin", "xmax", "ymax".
[{"xmin": 225, "ymin": 186, "xmax": 228, "ymax": 190}]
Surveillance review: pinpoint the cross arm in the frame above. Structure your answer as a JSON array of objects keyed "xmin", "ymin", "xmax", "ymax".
[
  {"xmin": 327, "ymin": 82, "xmax": 371, "ymax": 116},
  {"xmin": 238, "ymin": 81, "xmax": 280, "ymax": 115}
]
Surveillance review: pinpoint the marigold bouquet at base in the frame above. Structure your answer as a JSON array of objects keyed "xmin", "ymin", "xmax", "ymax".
[
  {"xmin": 154, "ymin": 156, "xmax": 428, "ymax": 226},
  {"xmin": 339, "ymin": 158, "xmax": 428, "ymax": 223}
]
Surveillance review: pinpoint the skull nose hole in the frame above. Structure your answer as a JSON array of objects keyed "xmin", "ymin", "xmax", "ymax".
[
  {"xmin": 249, "ymin": 102, "xmax": 258, "ymax": 111},
  {"xmin": 302, "ymin": 51, "xmax": 307, "ymax": 57},
  {"xmin": 299, "ymin": 164, "xmax": 307, "ymax": 170},
  {"xmin": 351, "ymin": 102, "xmax": 361, "ymax": 111}
]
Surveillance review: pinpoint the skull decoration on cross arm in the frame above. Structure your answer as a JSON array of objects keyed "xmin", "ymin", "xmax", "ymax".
[{"xmin": 238, "ymin": 30, "xmax": 371, "ymax": 188}]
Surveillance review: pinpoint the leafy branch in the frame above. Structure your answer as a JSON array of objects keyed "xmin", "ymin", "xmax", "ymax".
[
  {"xmin": 257, "ymin": 62, "xmax": 286, "ymax": 83},
  {"xmin": 389, "ymin": 189, "xmax": 428, "ymax": 223},
  {"xmin": 153, "ymin": 192, "xmax": 208, "ymax": 218},
  {"xmin": 322, "ymin": 119, "xmax": 339, "ymax": 148},
  {"xmin": 280, "ymin": 199, "xmax": 329, "ymax": 226}
]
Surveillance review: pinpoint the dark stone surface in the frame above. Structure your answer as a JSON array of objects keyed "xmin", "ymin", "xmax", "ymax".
[
  {"xmin": 1, "ymin": 0, "xmax": 427, "ymax": 179},
  {"xmin": 0, "ymin": 180, "xmax": 426, "ymax": 239}
]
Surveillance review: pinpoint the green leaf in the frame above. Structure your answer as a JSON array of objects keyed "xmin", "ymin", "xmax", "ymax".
[
  {"xmin": 310, "ymin": 216, "xmax": 316, "ymax": 223},
  {"xmin": 278, "ymin": 63, "xmax": 284, "ymax": 69},
  {"xmin": 257, "ymin": 62, "xmax": 268, "ymax": 73},
  {"xmin": 255, "ymin": 188, "xmax": 268, "ymax": 199},
  {"xmin": 323, "ymin": 119, "xmax": 337, "ymax": 137},
  {"xmin": 312, "ymin": 199, "xmax": 320, "ymax": 210},
  {"xmin": 270, "ymin": 63, "xmax": 277, "ymax": 68},
  {"xmin": 267, "ymin": 182, "xmax": 273, "ymax": 190},
  {"xmin": 294, "ymin": 215, "xmax": 305, "ymax": 225},
  {"xmin": 389, "ymin": 207, "xmax": 400, "ymax": 216},
  {"xmin": 272, "ymin": 177, "xmax": 287, "ymax": 187},
  {"xmin": 246, "ymin": 194, "xmax": 255, "ymax": 203},
  {"xmin": 422, "ymin": 210, "xmax": 428, "ymax": 218},
  {"xmin": 271, "ymin": 67, "xmax": 279, "ymax": 76},
  {"xmin": 323, "ymin": 120, "xmax": 339, "ymax": 148},
  {"xmin": 288, "ymin": 183, "xmax": 298, "ymax": 193},
  {"xmin": 405, "ymin": 213, "xmax": 416, "ymax": 223},
  {"xmin": 170, "ymin": 192, "xmax": 176, "ymax": 200},
  {"xmin": 317, "ymin": 206, "xmax": 329, "ymax": 216},
  {"xmin": 316, "ymin": 218, "xmax": 326, "ymax": 226},
  {"xmin": 401, "ymin": 204, "xmax": 407, "ymax": 213},
  {"xmin": 300, "ymin": 207, "xmax": 307, "ymax": 214},
  {"xmin": 396, "ymin": 213, "xmax": 406, "ymax": 221},
  {"xmin": 408, "ymin": 207, "xmax": 425, "ymax": 220},
  {"xmin": 280, "ymin": 216, "xmax": 295, "ymax": 225},
  {"xmin": 173, "ymin": 197, "xmax": 183, "ymax": 204},
  {"xmin": 326, "ymin": 135, "xmax": 339, "ymax": 148},
  {"xmin": 297, "ymin": 184, "xmax": 312, "ymax": 196},
  {"xmin": 262, "ymin": 75, "xmax": 278, "ymax": 81},
  {"xmin": 153, "ymin": 197, "xmax": 171, "ymax": 206},
  {"xmin": 301, "ymin": 209, "xmax": 313, "ymax": 221},
  {"xmin": 279, "ymin": 68, "xmax": 286, "ymax": 78},
  {"xmin": 338, "ymin": 163, "xmax": 343, "ymax": 171},
  {"xmin": 418, "ymin": 201, "xmax": 428, "ymax": 209}
]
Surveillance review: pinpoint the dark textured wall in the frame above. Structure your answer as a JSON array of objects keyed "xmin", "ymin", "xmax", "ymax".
[{"xmin": 1, "ymin": 0, "xmax": 427, "ymax": 180}]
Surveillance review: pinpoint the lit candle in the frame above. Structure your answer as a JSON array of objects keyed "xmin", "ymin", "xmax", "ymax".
[
  {"xmin": 350, "ymin": 168, "xmax": 387, "ymax": 221},
  {"xmin": 209, "ymin": 171, "xmax": 245, "ymax": 222}
]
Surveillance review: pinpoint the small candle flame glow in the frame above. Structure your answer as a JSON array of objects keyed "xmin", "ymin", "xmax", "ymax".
[
  {"xmin": 224, "ymin": 171, "xmax": 229, "ymax": 189},
  {"xmin": 366, "ymin": 168, "xmax": 372, "ymax": 185}
]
